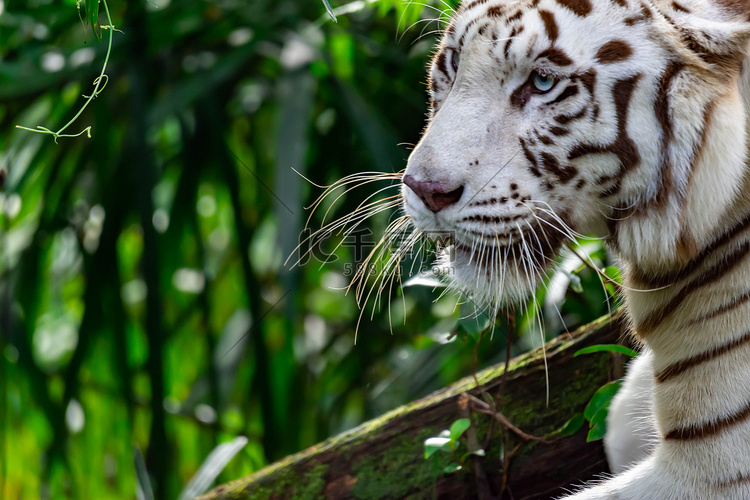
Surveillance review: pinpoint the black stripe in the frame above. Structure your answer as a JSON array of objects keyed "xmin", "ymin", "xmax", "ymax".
[
  {"xmin": 656, "ymin": 330, "xmax": 750, "ymax": 383},
  {"xmin": 687, "ymin": 290, "xmax": 750, "ymax": 326},
  {"xmin": 631, "ymin": 215, "xmax": 750, "ymax": 288},
  {"xmin": 549, "ymin": 85, "xmax": 579, "ymax": 105},
  {"xmin": 665, "ymin": 400, "xmax": 750, "ymax": 440},
  {"xmin": 435, "ymin": 51, "xmax": 449, "ymax": 78},
  {"xmin": 554, "ymin": 106, "xmax": 587, "ymax": 124},
  {"xmin": 637, "ymin": 241, "xmax": 750, "ymax": 334}
]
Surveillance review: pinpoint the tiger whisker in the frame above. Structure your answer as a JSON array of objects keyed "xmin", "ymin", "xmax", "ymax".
[
  {"xmin": 516, "ymin": 222, "xmax": 551, "ymax": 405},
  {"xmin": 523, "ymin": 219, "xmax": 572, "ymax": 337},
  {"xmin": 413, "ymin": 29, "xmax": 450, "ymax": 44},
  {"xmin": 399, "ymin": 17, "xmax": 449, "ymax": 45},
  {"xmin": 350, "ymin": 216, "xmax": 413, "ymax": 299},
  {"xmin": 565, "ymin": 244, "xmax": 672, "ymax": 293},
  {"xmin": 372, "ymin": 229, "xmax": 422, "ymax": 318},
  {"xmin": 302, "ymin": 171, "xmax": 402, "ymax": 221},
  {"xmin": 286, "ymin": 198, "xmax": 402, "ymax": 269},
  {"xmin": 524, "ymin": 199, "xmax": 589, "ymax": 240},
  {"xmin": 353, "ymin": 227, "xmax": 421, "ymax": 342},
  {"xmin": 353, "ymin": 219, "xmax": 416, "ymax": 303},
  {"xmin": 318, "ymin": 178, "xmax": 402, "ymax": 228}
]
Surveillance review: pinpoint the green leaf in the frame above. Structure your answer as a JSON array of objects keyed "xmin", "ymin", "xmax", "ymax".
[
  {"xmin": 603, "ymin": 266, "xmax": 622, "ymax": 296},
  {"xmin": 585, "ymin": 381, "xmax": 620, "ymax": 442},
  {"xmin": 549, "ymin": 413, "xmax": 585, "ymax": 438},
  {"xmin": 443, "ymin": 463, "xmax": 462, "ymax": 474},
  {"xmin": 85, "ymin": 0, "xmax": 101, "ymax": 41},
  {"xmin": 575, "ymin": 344, "xmax": 638, "ymax": 358},
  {"xmin": 449, "ymin": 418, "xmax": 471, "ymax": 442},
  {"xmin": 178, "ymin": 436, "xmax": 249, "ymax": 500},
  {"xmin": 584, "ymin": 380, "xmax": 622, "ymax": 421},
  {"xmin": 321, "ymin": 0, "xmax": 338, "ymax": 22},
  {"xmin": 586, "ymin": 416, "xmax": 608, "ymax": 442},
  {"xmin": 603, "ymin": 265, "xmax": 622, "ymax": 283},
  {"xmin": 424, "ymin": 436, "xmax": 451, "ymax": 459}
]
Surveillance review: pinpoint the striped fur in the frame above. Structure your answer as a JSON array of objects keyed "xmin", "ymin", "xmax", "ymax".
[{"xmin": 402, "ymin": 0, "xmax": 750, "ymax": 497}]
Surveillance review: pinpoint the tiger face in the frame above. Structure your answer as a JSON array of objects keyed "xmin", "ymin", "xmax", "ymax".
[{"xmin": 402, "ymin": 0, "xmax": 750, "ymax": 306}]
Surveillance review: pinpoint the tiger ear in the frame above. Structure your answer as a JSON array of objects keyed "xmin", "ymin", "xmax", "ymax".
[{"xmin": 664, "ymin": 3, "xmax": 750, "ymax": 66}]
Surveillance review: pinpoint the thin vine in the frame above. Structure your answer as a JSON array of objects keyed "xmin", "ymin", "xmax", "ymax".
[{"xmin": 15, "ymin": 0, "xmax": 116, "ymax": 142}]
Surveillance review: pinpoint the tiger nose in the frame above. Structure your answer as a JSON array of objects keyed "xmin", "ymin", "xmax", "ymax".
[{"xmin": 403, "ymin": 174, "xmax": 465, "ymax": 213}]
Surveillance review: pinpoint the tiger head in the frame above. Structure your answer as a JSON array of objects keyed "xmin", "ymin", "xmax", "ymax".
[{"xmin": 402, "ymin": 0, "xmax": 750, "ymax": 306}]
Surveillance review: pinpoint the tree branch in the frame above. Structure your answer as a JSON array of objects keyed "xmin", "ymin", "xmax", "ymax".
[{"xmin": 202, "ymin": 310, "xmax": 628, "ymax": 500}]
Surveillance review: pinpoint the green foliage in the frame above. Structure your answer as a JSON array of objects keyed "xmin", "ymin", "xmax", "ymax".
[
  {"xmin": 0, "ymin": 0, "xmax": 626, "ymax": 498},
  {"xmin": 575, "ymin": 341, "xmax": 637, "ymax": 441},
  {"xmin": 81, "ymin": 0, "xmax": 102, "ymax": 41},
  {"xmin": 17, "ymin": 0, "xmax": 114, "ymax": 141},
  {"xmin": 423, "ymin": 418, "xmax": 484, "ymax": 475},
  {"xmin": 552, "ymin": 412, "xmax": 586, "ymax": 438},
  {"xmin": 583, "ymin": 380, "xmax": 623, "ymax": 442}
]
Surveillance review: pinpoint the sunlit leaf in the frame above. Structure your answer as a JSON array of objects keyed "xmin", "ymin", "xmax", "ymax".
[
  {"xmin": 424, "ymin": 436, "xmax": 451, "ymax": 459},
  {"xmin": 321, "ymin": 0, "xmax": 338, "ymax": 22},
  {"xmin": 402, "ymin": 272, "xmax": 447, "ymax": 289},
  {"xmin": 568, "ymin": 272, "xmax": 583, "ymax": 293}
]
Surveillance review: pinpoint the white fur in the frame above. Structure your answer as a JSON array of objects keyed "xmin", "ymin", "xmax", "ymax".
[
  {"xmin": 402, "ymin": 0, "xmax": 750, "ymax": 497},
  {"xmin": 604, "ymin": 350, "xmax": 659, "ymax": 475}
]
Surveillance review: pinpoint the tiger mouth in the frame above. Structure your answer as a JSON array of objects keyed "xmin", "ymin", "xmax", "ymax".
[{"xmin": 450, "ymin": 220, "xmax": 568, "ymax": 271}]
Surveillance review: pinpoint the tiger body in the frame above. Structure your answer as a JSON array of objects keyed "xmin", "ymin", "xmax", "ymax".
[{"xmin": 401, "ymin": 0, "xmax": 750, "ymax": 497}]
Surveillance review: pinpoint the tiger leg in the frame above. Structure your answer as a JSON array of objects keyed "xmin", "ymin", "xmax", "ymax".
[{"xmin": 560, "ymin": 347, "xmax": 750, "ymax": 500}]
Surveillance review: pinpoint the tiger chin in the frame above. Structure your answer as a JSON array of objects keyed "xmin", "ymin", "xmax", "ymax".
[{"xmin": 401, "ymin": 0, "xmax": 750, "ymax": 498}]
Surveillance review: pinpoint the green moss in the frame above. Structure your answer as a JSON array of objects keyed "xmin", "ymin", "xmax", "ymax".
[
  {"xmin": 351, "ymin": 428, "xmax": 451, "ymax": 500},
  {"xmin": 295, "ymin": 464, "xmax": 328, "ymax": 499},
  {"xmin": 472, "ymin": 348, "xmax": 612, "ymax": 469},
  {"xmin": 222, "ymin": 463, "xmax": 329, "ymax": 500},
  {"xmin": 201, "ymin": 311, "xmax": 622, "ymax": 500}
]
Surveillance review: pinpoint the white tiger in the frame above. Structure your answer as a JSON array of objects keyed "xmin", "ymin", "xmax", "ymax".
[{"xmin": 400, "ymin": 0, "xmax": 750, "ymax": 497}]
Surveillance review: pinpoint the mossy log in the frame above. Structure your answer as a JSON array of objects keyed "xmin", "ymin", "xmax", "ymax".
[{"xmin": 201, "ymin": 311, "xmax": 630, "ymax": 500}]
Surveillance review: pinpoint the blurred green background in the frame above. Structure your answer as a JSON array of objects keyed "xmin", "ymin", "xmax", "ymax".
[{"xmin": 0, "ymin": 0, "xmax": 616, "ymax": 498}]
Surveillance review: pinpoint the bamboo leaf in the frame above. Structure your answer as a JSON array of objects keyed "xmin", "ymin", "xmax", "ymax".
[
  {"xmin": 586, "ymin": 417, "xmax": 608, "ymax": 442},
  {"xmin": 178, "ymin": 436, "xmax": 249, "ymax": 500}
]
